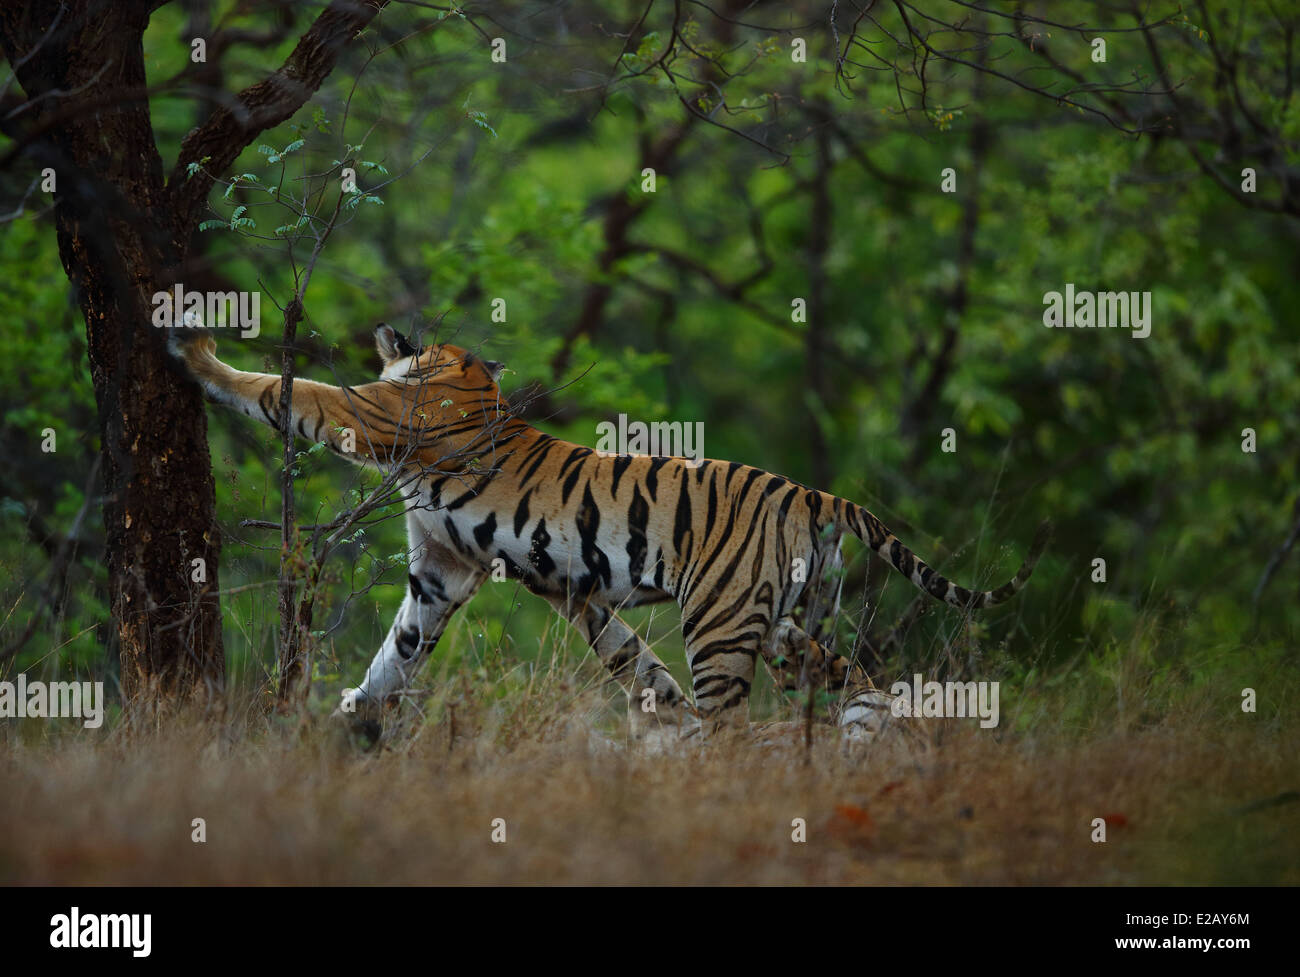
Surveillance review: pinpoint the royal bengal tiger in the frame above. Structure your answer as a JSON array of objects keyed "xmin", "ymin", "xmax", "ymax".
[{"xmin": 172, "ymin": 323, "xmax": 1049, "ymax": 742}]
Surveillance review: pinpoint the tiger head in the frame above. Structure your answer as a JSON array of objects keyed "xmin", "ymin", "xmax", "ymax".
[{"xmin": 374, "ymin": 323, "xmax": 505, "ymax": 388}]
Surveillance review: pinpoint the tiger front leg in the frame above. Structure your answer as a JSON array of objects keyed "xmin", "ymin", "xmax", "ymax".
[
  {"xmin": 169, "ymin": 327, "xmax": 396, "ymax": 463},
  {"xmin": 336, "ymin": 537, "xmax": 485, "ymax": 732}
]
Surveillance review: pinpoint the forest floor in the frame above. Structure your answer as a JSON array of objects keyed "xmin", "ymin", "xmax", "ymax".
[{"xmin": 2, "ymin": 689, "xmax": 1296, "ymax": 884}]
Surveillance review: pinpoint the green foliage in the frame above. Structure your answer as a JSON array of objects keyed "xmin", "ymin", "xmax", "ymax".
[{"xmin": 2, "ymin": 0, "xmax": 1297, "ymax": 723}]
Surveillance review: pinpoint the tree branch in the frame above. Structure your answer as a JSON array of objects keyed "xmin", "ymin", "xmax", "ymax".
[{"xmin": 168, "ymin": 0, "xmax": 389, "ymax": 229}]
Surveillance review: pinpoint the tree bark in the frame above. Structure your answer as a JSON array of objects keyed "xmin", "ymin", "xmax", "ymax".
[
  {"xmin": 0, "ymin": 1, "xmax": 224, "ymax": 708},
  {"xmin": 0, "ymin": 0, "xmax": 387, "ymax": 710}
]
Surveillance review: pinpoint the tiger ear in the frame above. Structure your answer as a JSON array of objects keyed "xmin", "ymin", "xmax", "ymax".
[
  {"xmin": 483, "ymin": 359, "xmax": 505, "ymax": 382},
  {"xmin": 375, "ymin": 323, "xmax": 417, "ymax": 364}
]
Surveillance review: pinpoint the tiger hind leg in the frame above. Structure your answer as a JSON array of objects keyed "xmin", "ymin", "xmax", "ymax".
[
  {"xmin": 761, "ymin": 616, "xmax": 899, "ymax": 741},
  {"xmin": 681, "ymin": 625, "xmax": 761, "ymax": 734},
  {"xmin": 543, "ymin": 593, "xmax": 699, "ymax": 743}
]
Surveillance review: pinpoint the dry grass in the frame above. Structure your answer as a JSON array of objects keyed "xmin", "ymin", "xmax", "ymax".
[{"xmin": 2, "ymin": 689, "xmax": 1295, "ymax": 884}]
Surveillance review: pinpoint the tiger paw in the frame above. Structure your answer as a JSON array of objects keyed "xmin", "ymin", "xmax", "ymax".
[
  {"xmin": 166, "ymin": 309, "xmax": 217, "ymax": 363},
  {"xmin": 327, "ymin": 691, "xmax": 383, "ymax": 749}
]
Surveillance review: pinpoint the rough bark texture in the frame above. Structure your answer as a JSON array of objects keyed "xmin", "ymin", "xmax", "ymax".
[
  {"xmin": 0, "ymin": 0, "xmax": 385, "ymax": 709},
  {"xmin": 1, "ymin": 0, "xmax": 224, "ymax": 707}
]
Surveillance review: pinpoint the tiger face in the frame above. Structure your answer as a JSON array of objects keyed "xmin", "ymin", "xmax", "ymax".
[{"xmin": 374, "ymin": 324, "xmax": 504, "ymax": 387}]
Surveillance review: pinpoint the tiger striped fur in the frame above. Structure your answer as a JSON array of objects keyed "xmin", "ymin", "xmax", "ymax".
[{"xmin": 172, "ymin": 324, "xmax": 1049, "ymax": 741}]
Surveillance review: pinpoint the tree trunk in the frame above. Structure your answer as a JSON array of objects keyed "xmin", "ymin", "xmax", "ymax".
[
  {"xmin": 3, "ymin": 0, "xmax": 388, "ymax": 710},
  {"xmin": 0, "ymin": 1, "xmax": 225, "ymax": 708}
]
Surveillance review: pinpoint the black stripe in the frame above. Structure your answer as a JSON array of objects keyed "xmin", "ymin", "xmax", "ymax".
[
  {"xmin": 611, "ymin": 455, "xmax": 633, "ymax": 498},
  {"xmin": 644, "ymin": 456, "xmax": 669, "ymax": 501},
  {"xmin": 561, "ymin": 460, "xmax": 585, "ymax": 506},
  {"xmin": 776, "ymin": 484, "xmax": 799, "ymax": 522},
  {"xmin": 627, "ymin": 485, "xmax": 649, "ymax": 582},
  {"xmin": 724, "ymin": 461, "xmax": 743, "ymax": 491},
  {"xmin": 557, "ymin": 446, "xmax": 592, "ymax": 478},
  {"xmin": 575, "ymin": 484, "xmax": 612, "ymax": 592},
  {"xmin": 473, "ymin": 512, "xmax": 497, "ymax": 550},
  {"xmin": 408, "ymin": 572, "xmax": 448, "ymax": 603},
  {"xmin": 703, "ymin": 474, "xmax": 719, "ymax": 539},
  {"xmin": 395, "ymin": 626, "xmax": 422, "ymax": 660},
  {"xmin": 518, "ymin": 439, "xmax": 558, "ymax": 486},
  {"xmin": 512, "ymin": 490, "xmax": 533, "ymax": 537},
  {"xmin": 444, "ymin": 516, "xmax": 467, "ymax": 555},
  {"xmin": 673, "ymin": 474, "xmax": 693, "ymax": 557},
  {"xmin": 529, "ymin": 518, "xmax": 555, "ymax": 576}
]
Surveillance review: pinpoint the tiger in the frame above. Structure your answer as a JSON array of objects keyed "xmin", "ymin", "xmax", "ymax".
[{"xmin": 171, "ymin": 322, "xmax": 1050, "ymax": 742}]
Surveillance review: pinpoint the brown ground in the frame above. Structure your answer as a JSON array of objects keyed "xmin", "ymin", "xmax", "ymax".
[{"xmin": 2, "ymin": 692, "xmax": 1294, "ymax": 884}]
